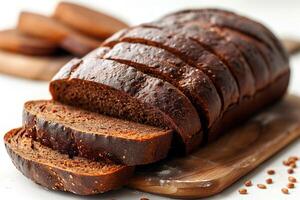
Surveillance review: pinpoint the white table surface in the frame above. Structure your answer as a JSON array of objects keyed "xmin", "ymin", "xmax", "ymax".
[{"xmin": 0, "ymin": 0, "xmax": 300, "ymax": 199}]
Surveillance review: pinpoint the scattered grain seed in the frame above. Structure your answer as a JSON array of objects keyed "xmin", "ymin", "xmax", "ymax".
[
  {"xmin": 287, "ymin": 183, "xmax": 295, "ymax": 189},
  {"xmin": 282, "ymin": 188, "xmax": 289, "ymax": 194},
  {"xmin": 244, "ymin": 180, "xmax": 252, "ymax": 187},
  {"xmin": 238, "ymin": 188, "xmax": 247, "ymax": 195},
  {"xmin": 267, "ymin": 169, "xmax": 275, "ymax": 175},
  {"xmin": 290, "ymin": 163, "xmax": 297, "ymax": 168},
  {"xmin": 288, "ymin": 176, "xmax": 297, "ymax": 183},
  {"xmin": 288, "ymin": 168, "xmax": 294, "ymax": 174},
  {"xmin": 266, "ymin": 178, "xmax": 273, "ymax": 184},
  {"xmin": 257, "ymin": 184, "xmax": 267, "ymax": 189},
  {"xmin": 283, "ymin": 160, "xmax": 290, "ymax": 166}
]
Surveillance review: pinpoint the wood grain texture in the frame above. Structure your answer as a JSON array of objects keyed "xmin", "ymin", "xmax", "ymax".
[
  {"xmin": 0, "ymin": 50, "xmax": 71, "ymax": 80},
  {"xmin": 129, "ymin": 95, "xmax": 300, "ymax": 199}
]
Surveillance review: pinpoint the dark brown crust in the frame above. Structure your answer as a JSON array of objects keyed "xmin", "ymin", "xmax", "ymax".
[
  {"xmin": 104, "ymin": 42, "xmax": 226, "ymax": 129},
  {"xmin": 154, "ymin": 10, "xmax": 288, "ymax": 83},
  {"xmin": 50, "ymin": 58, "xmax": 202, "ymax": 153},
  {"xmin": 17, "ymin": 12, "xmax": 102, "ymax": 56},
  {"xmin": 139, "ymin": 23, "xmax": 256, "ymax": 99},
  {"xmin": 159, "ymin": 9, "xmax": 289, "ymax": 79},
  {"xmin": 250, "ymin": 36, "xmax": 287, "ymax": 81},
  {"xmin": 205, "ymin": 26, "xmax": 270, "ymax": 90},
  {"xmin": 102, "ymin": 27, "xmax": 223, "ymax": 127},
  {"xmin": 23, "ymin": 100, "xmax": 173, "ymax": 166},
  {"xmin": 0, "ymin": 29, "xmax": 57, "ymax": 55},
  {"xmin": 161, "ymin": 9, "xmax": 288, "ymax": 59},
  {"xmin": 209, "ymin": 70, "xmax": 290, "ymax": 141},
  {"xmin": 4, "ymin": 128, "xmax": 135, "ymax": 195},
  {"xmin": 104, "ymin": 34, "xmax": 239, "ymax": 112},
  {"xmin": 203, "ymin": 9, "xmax": 289, "ymax": 62}
]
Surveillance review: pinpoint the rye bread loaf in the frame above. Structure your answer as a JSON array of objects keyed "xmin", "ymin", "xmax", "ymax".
[
  {"xmin": 104, "ymin": 38, "xmax": 240, "ymax": 112},
  {"xmin": 103, "ymin": 42, "xmax": 227, "ymax": 129},
  {"xmin": 126, "ymin": 25, "xmax": 256, "ymax": 99},
  {"xmin": 102, "ymin": 27, "xmax": 225, "ymax": 128},
  {"xmin": 52, "ymin": 9, "xmax": 289, "ymax": 147},
  {"xmin": 159, "ymin": 9, "xmax": 289, "ymax": 80},
  {"xmin": 4, "ymin": 128, "xmax": 134, "ymax": 195},
  {"xmin": 17, "ymin": 12, "xmax": 102, "ymax": 56},
  {"xmin": 23, "ymin": 100, "xmax": 173, "ymax": 166},
  {"xmin": 50, "ymin": 58, "xmax": 202, "ymax": 153},
  {"xmin": 153, "ymin": 9, "xmax": 290, "ymax": 140},
  {"xmin": 0, "ymin": 29, "xmax": 57, "ymax": 55}
]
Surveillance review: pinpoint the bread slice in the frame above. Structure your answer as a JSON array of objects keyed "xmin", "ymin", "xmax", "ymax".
[
  {"xmin": 23, "ymin": 100, "xmax": 173, "ymax": 166},
  {"xmin": 4, "ymin": 128, "xmax": 134, "ymax": 195},
  {"xmin": 17, "ymin": 12, "xmax": 102, "ymax": 56},
  {"xmin": 160, "ymin": 9, "xmax": 289, "ymax": 79},
  {"xmin": 104, "ymin": 42, "xmax": 225, "ymax": 130},
  {"xmin": 103, "ymin": 27, "xmax": 223, "ymax": 128},
  {"xmin": 54, "ymin": 2, "xmax": 128, "ymax": 39},
  {"xmin": 0, "ymin": 29, "xmax": 57, "ymax": 55},
  {"xmin": 50, "ymin": 58, "xmax": 202, "ymax": 153}
]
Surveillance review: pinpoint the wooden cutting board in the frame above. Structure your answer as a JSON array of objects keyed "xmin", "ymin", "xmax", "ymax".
[
  {"xmin": 0, "ymin": 50, "xmax": 71, "ymax": 81},
  {"xmin": 129, "ymin": 95, "xmax": 300, "ymax": 199}
]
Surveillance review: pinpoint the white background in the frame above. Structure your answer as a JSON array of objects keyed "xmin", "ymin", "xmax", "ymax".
[{"xmin": 0, "ymin": 0, "xmax": 300, "ymax": 199}]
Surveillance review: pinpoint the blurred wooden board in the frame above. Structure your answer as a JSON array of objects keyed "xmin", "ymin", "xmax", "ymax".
[
  {"xmin": 0, "ymin": 50, "xmax": 71, "ymax": 80},
  {"xmin": 282, "ymin": 38, "xmax": 300, "ymax": 55},
  {"xmin": 129, "ymin": 95, "xmax": 300, "ymax": 199}
]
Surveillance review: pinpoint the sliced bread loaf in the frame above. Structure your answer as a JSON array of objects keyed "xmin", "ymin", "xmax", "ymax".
[
  {"xmin": 136, "ymin": 24, "xmax": 256, "ymax": 99},
  {"xmin": 104, "ymin": 42, "xmax": 224, "ymax": 129},
  {"xmin": 4, "ymin": 128, "xmax": 134, "ymax": 195},
  {"xmin": 23, "ymin": 100, "xmax": 173, "ymax": 166},
  {"xmin": 50, "ymin": 58, "xmax": 202, "ymax": 153},
  {"xmin": 102, "ymin": 27, "xmax": 223, "ymax": 128}
]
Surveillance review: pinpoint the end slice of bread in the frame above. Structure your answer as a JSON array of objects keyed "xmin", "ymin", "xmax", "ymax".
[
  {"xmin": 4, "ymin": 128, "xmax": 134, "ymax": 195},
  {"xmin": 23, "ymin": 100, "xmax": 173, "ymax": 165},
  {"xmin": 54, "ymin": 2, "xmax": 128, "ymax": 38}
]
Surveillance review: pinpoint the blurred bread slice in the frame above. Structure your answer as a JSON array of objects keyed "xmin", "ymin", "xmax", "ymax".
[
  {"xmin": 17, "ymin": 12, "xmax": 102, "ymax": 56},
  {"xmin": 54, "ymin": 2, "xmax": 128, "ymax": 39},
  {"xmin": 0, "ymin": 29, "xmax": 57, "ymax": 55},
  {"xmin": 0, "ymin": 50, "xmax": 71, "ymax": 80}
]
